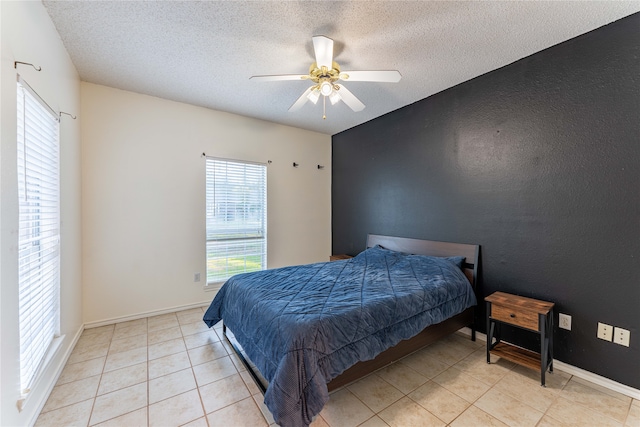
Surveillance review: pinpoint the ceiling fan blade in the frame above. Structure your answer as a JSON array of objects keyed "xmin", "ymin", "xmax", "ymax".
[
  {"xmin": 312, "ymin": 35, "xmax": 334, "ymax": 69},
  {"xmin": 289, "ymin": 87, "xmax": 314, "ymax": 112},
  {"xmin": 340, "ymin": 70, "xmax": 402, "ymax": 83},
  {"xmin": 250, "ymin": 74, "xmax": 308, "ymax": 82},
  {"xmin": 335, "ymin": 84, "xmax": 365, "ymax": 112}
]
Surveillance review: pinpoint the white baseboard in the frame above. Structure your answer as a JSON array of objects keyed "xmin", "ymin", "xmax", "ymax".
[
  {"xmin": 84, "ymin": 300, "xmax": 212, "ymax": 329},
  {"xmin": 28, "ymin": 325, "xmax": 84, "ymax": 427},
  {"xmin": 459, "ymin": 327, "xmax": 640, "ymax": 400}
]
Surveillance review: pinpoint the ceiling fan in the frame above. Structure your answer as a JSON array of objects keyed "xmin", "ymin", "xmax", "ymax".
[{"xmin": 250, "ymin": 36, "xmax": 401, "ymax": 119}]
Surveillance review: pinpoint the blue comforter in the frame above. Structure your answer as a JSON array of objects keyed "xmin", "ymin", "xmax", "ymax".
[{"xmin": 203, "ymin": 245, "xmax": 476, "ymax": 427}]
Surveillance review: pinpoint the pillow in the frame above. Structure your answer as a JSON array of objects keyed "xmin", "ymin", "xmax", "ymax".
[{"xmin": 370, "ymin": 245, "xmax": 465, "ymax": 269}]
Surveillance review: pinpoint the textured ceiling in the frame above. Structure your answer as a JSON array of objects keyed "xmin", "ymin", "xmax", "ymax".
[{"xmin": 43, "ymin": 1, "xmax": 640, "ymax": 135}]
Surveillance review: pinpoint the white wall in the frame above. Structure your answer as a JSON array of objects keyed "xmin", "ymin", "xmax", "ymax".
[
  {"xmin": 81, "ymin": 83, "xmax": 332, "ymax": 324},
  {"xmin": 0, "ymin": 2, "xmax": 83, "ymax": 426}
]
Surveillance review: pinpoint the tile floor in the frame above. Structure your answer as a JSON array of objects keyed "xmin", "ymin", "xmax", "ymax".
[{"xmin": 35, "ymin": 306, "xmax": 639, "ymax": 427}]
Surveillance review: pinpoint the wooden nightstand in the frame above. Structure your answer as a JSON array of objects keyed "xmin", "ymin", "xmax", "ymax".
[
  {"xmin": 329, "ymin": 254, "xmax": 353, "ymax": 261},
  {"xmin": 485, "ymin": 291, "xmax": 554, "ymax": 386}
]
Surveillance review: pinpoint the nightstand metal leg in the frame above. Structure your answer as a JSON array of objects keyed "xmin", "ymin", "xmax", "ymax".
[
  {"xmin": 540, "ymin": 313, "xmax": 547, "ymax": 387},
  {"xmin": 549, "ymin": 310, "xmax": 554, "ymax": 373},
  {"xmin": 486, "ymin": 301, "xmax": 492, "ymax": 364}
]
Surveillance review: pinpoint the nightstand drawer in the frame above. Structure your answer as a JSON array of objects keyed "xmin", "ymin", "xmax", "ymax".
[{"xmin": 491, "ymin": 305, "xmax": 538, "ymax": 331}]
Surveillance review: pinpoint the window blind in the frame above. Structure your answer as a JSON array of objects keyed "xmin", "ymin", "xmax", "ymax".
[
  {"xmin": 17, "ymin": 78, "xmax": 61, "ymax": 394},
  {"xmin": 206, "ymin": 158, "xmax": 267, "ymax": 284}
]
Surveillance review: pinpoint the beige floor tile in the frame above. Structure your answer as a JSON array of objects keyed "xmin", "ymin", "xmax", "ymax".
[
  {"xmin": 358, "ymin": 415, "xmax": 390, "ymax": 427},
  {"xmin": 90, "ymin": 382, "xmax": 147, "ymax": 425},
  {"xmin": 419, "ymin": 335, "xmax": 478, "ymax": 365},
  {"xmin": 493, "ymin": 370, "xmax": 557, "ymax": 412},
  {"xmin": 240, "ymin": 370, "xmax": 261, "ymax": 395},
  {"xmin": 187, "ymin": 341, "xmax": 228, "ymax": 366},
  {"xmin": 432, "ymin": 366, "xmax": 491, "ymax": 403},
  {"xmin": 42, "ymin": 375, "xmax": 100, "ymax": 413},
  {"xmin": 218, "ymin": 335, "xmax": 236, "ymax": 355},
  {"xmin": 399, "ymin": 347, "xmax": 450, "ymax": 379},
  {"xmin": 108, "ymin": 333, "xmax": 148, "ymax": 355},
  {"xmin": 147, "ymin": 314, "xmax": 179, "ymax": 332},
  {"xmin": 310, "ymin": 414, "xmax": 331, "ymax": 427},
  {"xmin": 82, "ymin": 324, "xmax": 115, "ymax": 336},
  {"xmin": 68, "ymin": 342, "xmax": 110, "ymax": 364},
  {"xmin": 35, "ymin": 399, "xmax": 93, "ymax": 427},
  {"xmin": 449, "ymin": 405, "xmax": 509, "ymax": 427},
  {"xmin": 178, "ymin": 310, "xmax": 205, "ymax": 325},
  {"xmin": 627, "ymin": 400, "xmax": 640, "ymax": 427},
  {"xmin": 112, "ymin": 322, "xmax": 148, "ymax": 340},
  {"xmin": 570, "ymin": 375, "xmax": 633, "ymax": 402},
  {"xmin": 149, "ymin": 368, "xmax": 197, "ymax": 404},
  {"xmin": 93, "ymin": 407, "xmax": 147, "ymax": 427},
  {"xmin": 207, "ymin": 396, "xmax": 268, "ymax": 427},
  {"xmin": 183, "ymin": 329, "xmax": 220, "ymax": 350},
  {"xmin": 320, "ymin": 388, "xmax": 375, "ymax": 427},
  {"xmin": 36, "ymin": 309, "xmax": 639, "ymax": 427},
  {"xmin": 561, "ymin": 377, "xmax": 631, "ymax": 423},
  {"xmin": 474, "ymin": 388, "xmax": 544, "ymax": 427},
  {"xmin": 148, "ymin": 325, "xmax": 182, "ymax": 345},
  {"xmin": 536, "ymin": 415, "xmax": 568, "ymax": 427},
  {"xmin": 57, "ymin": 357, "xmax": 105, "ymax": 385},
  {"xmin": 376, "ymin": 362, "xmax": 428, "ymax": 394},
  {"xmin": 176, "ymin": 307, "xmax": 205, "ymax": 318},
  {"xmin": 98, "ymin": 362, "xmax": 147, "ymax": 395},
  {"xmin": 192, "ymin": 355, "xmax": 237, "ymax": 386},
  {"xmin": 228, "ymin": 351, "xmax": 248, "ymax": 373},
  {"xmin": 104, "ymin": 346, "xmax": 147, "ymax": 372},
  {"xmin": 148, "ymin": 389, "xmax": 204, "ymax": 427},
  {"xmin": 75, "ymin": 330, "xmax": 114, "ymax": 350},
  {"xmin": 114, "ymin": 318, "xmax": 147, "ymax": 330},
  {"xmin": 408, "ymin": 380, "xmax": 470, "ymax": 424},
  {"xmin": 546, "ymin": 397, "xmax": 621, "ymax": 427},
  {"xmin": 180, "ymin": 320, "xmax": 211, "ymax": 337},
  {"xmin": 378, "ymin": 396, "xmax": 445, "ymax": 427},
  {"xmin": 199, "ymin": 374, "xmax": 250, "ymax": 414},
  {"xmin": 148, "ymin": 351, "xmax": 191, "ymax": 379},
  {"xmin": 347, "ymin": 374, "xmax": 404, "ymax": 413},
  {"xmin": 182, "ymin": 417, "xmax": 209, "ymax": 427},
  {"xmin": 253, "ymin": 393, "xmax": 275, "ymax": 425},
  {"xmin": 510, "ymin": 364, "xmax": 570, "ymax": 392},
  {"xmin": 148, "ymin": 337, "xmax": 186, "ymax": 360},
  {"xmin": 454, "ymin": 348, "xmax": 514, "ymax": 386}
]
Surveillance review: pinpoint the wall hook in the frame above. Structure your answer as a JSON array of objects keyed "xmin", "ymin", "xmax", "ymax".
[
  {"xmin": 317, "ymin": 165, "xmax": 324, "ymax": 170},
  {"xmin": 293, "ymin": 162, "xmax": 299, "ymax": 168},
  {"xmin": 14, "ymin": 61, "xmax": 41, "ymax": 71}
]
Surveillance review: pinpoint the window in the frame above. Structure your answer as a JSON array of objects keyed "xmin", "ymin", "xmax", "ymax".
[
  {"xmin": 17, "ymin": 77, "xmax": 61, "ymax": 395},
  {"xmin": 206, "ymin": 158, "xmax": 267, "ymax": 284}
]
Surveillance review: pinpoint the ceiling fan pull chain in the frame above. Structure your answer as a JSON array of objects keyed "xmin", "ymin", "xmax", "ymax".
[{"xmin": 323, "ymin": 95, "xmax": 326, "ymax": 120}]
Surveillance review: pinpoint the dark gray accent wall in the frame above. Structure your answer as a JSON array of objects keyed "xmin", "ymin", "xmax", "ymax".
[{"xmin": 332, "ymin": 14, "xmax": 639, "ymax": 388}]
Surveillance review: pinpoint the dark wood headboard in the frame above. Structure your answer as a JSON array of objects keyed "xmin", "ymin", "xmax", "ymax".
[{"xmin": 366, "ymin": 234, "xmax": 479, "ymax": 288}]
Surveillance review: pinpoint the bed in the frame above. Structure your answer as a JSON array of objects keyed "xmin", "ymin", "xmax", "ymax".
[{"xmin": 203, "ymin": 234, "xmax": 479, "ymax": 427}]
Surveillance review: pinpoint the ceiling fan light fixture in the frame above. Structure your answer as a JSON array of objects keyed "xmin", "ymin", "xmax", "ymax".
[
  {"xmin": 320, "ymin": 81, "xmax": 333, "ymax": 96},
  {"xmin": 329, "ymin": 90, "xmax": 341, "ymax": 105},
  {"xmin": 307, "ymin": 88, "xmax": 320, "ymax": 104}
]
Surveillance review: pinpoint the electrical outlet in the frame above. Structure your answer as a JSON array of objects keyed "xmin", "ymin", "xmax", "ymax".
[
  {"xmin": 559, "ymin": 313, "xmax": 572, "ymax": 330},
  {"xmin": 194, "ymin": 272, "xmax": 201, "ymax": 282},
  {"xmin": 597, "ymin": 322, "xmax": 613, "ymax": 341},
  {"xmin": 613, "ymin": 327, "xmax": 630, "ymax": 347}
]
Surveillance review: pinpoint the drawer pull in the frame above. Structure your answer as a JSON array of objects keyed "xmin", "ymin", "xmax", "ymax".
[{"xmin": 510, "ymin": 314, "xmax": 515, "ymax": 318}]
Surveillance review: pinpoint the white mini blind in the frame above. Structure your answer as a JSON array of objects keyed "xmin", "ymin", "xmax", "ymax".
[
  {"xmin": 16, "ymin": 78, "xmax": 61, "ymax": 394},
  {"xmin": 206, "ymin": 158, "xmax": 267, "ymax": 284}
]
